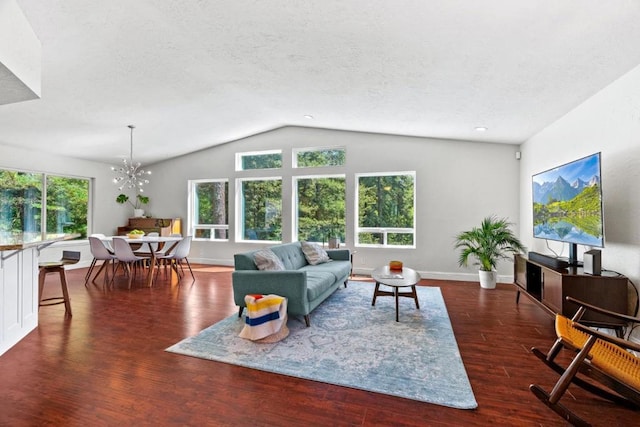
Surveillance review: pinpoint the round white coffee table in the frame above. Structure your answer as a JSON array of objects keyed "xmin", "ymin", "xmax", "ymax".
[{"xmin": 371, "ymin": 266, "xmax": 421, "ymax": 322}]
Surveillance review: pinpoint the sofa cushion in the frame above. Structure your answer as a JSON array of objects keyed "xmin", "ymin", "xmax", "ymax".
[
  {"xmin": 300, "ymin": 260, "xmax": 351, "ymax": 282},
  {"xmin": 254, "ymin": 249, "xmax": 286, "ymax": 271},
  {"xmin": 301, "ymin": 241, "xmax": 331, "ymax": 265},
  {"xmin": 270, "ymin": 242, "xmax": 308, "ymax": 270},
  {"xmin": 305, "ymin": 271, "xmax": 337, "ymax": 301}
]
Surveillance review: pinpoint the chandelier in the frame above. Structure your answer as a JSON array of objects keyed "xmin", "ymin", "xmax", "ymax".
[{"xmin": 111, "ymin": 125, "xmax": 151, "ymax": 193}]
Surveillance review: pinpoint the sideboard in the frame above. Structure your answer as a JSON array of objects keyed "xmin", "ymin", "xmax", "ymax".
[
  {"xmin": 117, "ymin": 217, "xmax": 181, "ymax": 236},
  {"xmin": 513, "ymin": 254, "xmax": 629, "ymax": 331}
]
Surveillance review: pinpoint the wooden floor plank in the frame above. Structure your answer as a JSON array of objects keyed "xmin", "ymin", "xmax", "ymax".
[{"xmin": 0, "ymin": 266, "xmax": 636, "ymax": 426}]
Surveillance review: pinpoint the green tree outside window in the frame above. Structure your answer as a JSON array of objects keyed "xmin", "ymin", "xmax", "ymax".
[
  {"xmin": 240, "ymin": 178, "xmax": 282, "ymax": 241},
  {"xmin": 0, "ymin": 169, "xmax": 88, "ymax": 238},
  {"xmin": 358, "ymin": 173, "xmax": 415, "ymax": 246},
  {"xmin": 296, "ymin": 176, "xmax": 346, "ymax": 242}
]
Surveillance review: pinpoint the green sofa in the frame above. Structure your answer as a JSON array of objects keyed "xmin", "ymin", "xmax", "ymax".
[{"xmin": 232, "ymin": 242, "xmax": 351, "ymax": 326}]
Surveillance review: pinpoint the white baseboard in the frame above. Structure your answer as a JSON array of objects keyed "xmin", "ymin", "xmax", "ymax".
[
  {"xmin": 352, "ymin": 268, "xmax": 514, "ymax": 284},
  {"xmin": 189, "ymin": 257, "xmax": 234, "ymax": 267},
  {"xmin": 69, "ymin": 257, "xmax": 515, "ymax": 284}
]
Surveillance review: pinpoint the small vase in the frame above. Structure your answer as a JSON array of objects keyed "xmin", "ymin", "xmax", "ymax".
[
  {"xmin": 133, "ymin": 209, "xmax": 144, "ymax": 218},
  {"xmin": 478, "ymin": 270, "xmax": 497, "ymax": 289}
]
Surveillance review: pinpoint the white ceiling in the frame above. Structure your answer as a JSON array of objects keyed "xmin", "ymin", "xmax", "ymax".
[{"xmin": 2, "ymin": 1, "xmax": 640, "ymax": 165}]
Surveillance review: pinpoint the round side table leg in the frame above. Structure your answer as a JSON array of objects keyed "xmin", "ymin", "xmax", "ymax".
[
  {"xmin": 395, "ymin": 287, "xmax": 399, "ymax": 322},
  {"xmin": 372, "ymin": 282, "xmax": 380, "ymax": 306}
]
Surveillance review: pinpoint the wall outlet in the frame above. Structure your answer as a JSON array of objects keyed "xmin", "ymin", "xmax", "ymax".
[{"xmin": 360, "ymin": 257, "xmax": 366, "ymax": 265}]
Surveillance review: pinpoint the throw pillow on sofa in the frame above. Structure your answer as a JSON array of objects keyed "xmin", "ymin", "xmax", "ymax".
[
  {"xmin": 301, "ymin": 241, "xmax": 331, "ymax": 265},
  {"xmin": 254, "ymin": 249, "xmax": 286, "ymax": 271}
]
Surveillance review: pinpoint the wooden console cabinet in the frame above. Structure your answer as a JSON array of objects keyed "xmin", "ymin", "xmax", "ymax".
[
  {"xmin": 117, "ymin": 218, "xmax": 181, "ymax": 237},
  {"xmin": 514, "ymin": 254, "xmax": 628, "ymax": 329}
]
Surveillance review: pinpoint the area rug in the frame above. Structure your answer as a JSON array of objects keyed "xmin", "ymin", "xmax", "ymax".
[{"xmin": 166, "ymin": 282, "xmax": 477, "ymax": 409}]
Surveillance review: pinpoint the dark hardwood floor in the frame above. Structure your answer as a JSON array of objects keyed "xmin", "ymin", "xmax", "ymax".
[{"xmin": 0, "ymin": 264, "xmax": 636, "ymax": 426}]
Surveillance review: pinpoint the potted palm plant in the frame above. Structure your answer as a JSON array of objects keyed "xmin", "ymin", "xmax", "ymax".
[{"xmin": 454, "ymin": 215, "xmax": 525, "ymax": 289}]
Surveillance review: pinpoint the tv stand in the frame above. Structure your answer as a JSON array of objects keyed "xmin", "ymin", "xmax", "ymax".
[{"xmin": 514, "ymin": 254, "xmax": 628, "ymax": 332}]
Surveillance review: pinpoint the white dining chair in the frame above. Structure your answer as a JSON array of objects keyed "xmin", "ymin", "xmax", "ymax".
[
  {"xmin": 90, "ymin": 233, "xmax": 113, "ymax": 252},
  {"xmin": 155, "ymin": 236, "xmax": 194, "ymax": 280},
  {"xmin": 111, "ymin": 237, "xmax": 147, "ymax": 289},
  {"xmin": 85, "ymin": 236, "xmax": 118, "ymax": 286}
]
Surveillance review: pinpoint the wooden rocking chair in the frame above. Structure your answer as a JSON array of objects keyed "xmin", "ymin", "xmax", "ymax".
[{"xmin": 530, "ymin": 296, "xmax": 640, "ymax": 426}]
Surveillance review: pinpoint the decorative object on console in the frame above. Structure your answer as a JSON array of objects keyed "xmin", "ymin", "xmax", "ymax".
[
  {"xmin": 116, "ymin": 193, "xmax": 149, "ymax": 217},
  {"xmin": 111, "ymin": 124, "xmax": 151, "ymax": 193},
  {"xmin": 389, "ymin": 260, "xmax": 403, "ymax": 271},
  {"xmin": 583, "ymin": 249, "xmax": 602, "ymax": 275},
  {"xmin": 454, "ymin": 215, "xmax": 526, "ymax": 289}
]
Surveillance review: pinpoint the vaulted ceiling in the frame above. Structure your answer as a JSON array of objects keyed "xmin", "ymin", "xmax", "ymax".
[{"xmin": 2, "ymin": 1, "xmax": 640, "ymax": 165}]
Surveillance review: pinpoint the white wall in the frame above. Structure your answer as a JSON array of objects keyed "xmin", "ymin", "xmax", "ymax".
[
  {"xmin": 0, "ymin": 126, "xmax": 521, "ymax": 281},
  {"xmin": 519, "ymin": 63, "xmax": 640, "ymax": 313},
  {"xmin": 147, "ymin": 126, "xmax": 522, "ymax": 282}
]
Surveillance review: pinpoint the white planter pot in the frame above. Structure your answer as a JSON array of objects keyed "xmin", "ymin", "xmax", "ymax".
[
  {"xmin": 478, "ymin": 270, "xmax": 497, "ymax": 289},
  {"xmin": 133, "ymin": 209, "xmax": 145, "ymax": 218}
]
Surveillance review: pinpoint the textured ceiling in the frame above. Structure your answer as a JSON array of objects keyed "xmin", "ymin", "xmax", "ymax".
[{"xmin": 2, "ymin": 0, "xmax": 640, "ymax": 165}]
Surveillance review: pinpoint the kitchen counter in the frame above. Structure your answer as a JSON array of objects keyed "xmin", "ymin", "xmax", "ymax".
[
  {"xmin": 0, "ymin": 232, "xmax": 79, "ymax": 251},
  {"xmin": 1, "ymin": 232, "xmax": 80, "ymax": 356}
]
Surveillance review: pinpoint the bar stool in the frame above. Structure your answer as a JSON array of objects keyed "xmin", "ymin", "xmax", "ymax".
[{"xmin": 38, "ymin": 251, "xmax": 81, "ymax": 316}]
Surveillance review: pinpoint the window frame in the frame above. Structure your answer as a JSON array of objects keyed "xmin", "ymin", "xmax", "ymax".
[
  {"xmin": 235, "ymin": 176, "xmax": 283, "ymax": 243},
  {"xmin": 355, "ymin": 170, "xmax": 416, "ymax": 249},
  {"xmin": 0, "ymin": 167, "xmax": 91, "ymax": 239},
  {"xmin": 292, "ymin": 173, "xmax": 346, "ymax": 243},
  {"xmin": 188, "ymin": 178, "xmax": 230, "ymax": 241},
  {"xmin": 292, "ymin": 146, "xmax": 346, "ymax": 168},
  {"xmin": 235, "ymin": 149, "xmax": 283, "ymax": 171},
  {"xmin": 45, "ymin": 173, "xmax": 91, "ymax": 238}
]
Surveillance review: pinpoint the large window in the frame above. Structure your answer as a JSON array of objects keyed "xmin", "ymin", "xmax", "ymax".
[
  {"xmin": 0, "ymin": 170, "xmax": 42, "ymax": 234},
  {"xmin": 190, "ymin": 179, "xmax": 229, "ymax": 240},
  {"xmin": 295, "ymin": 175, "xmax": 346, "ymax": 243},
  {"xmin": 294, "ymin": 147, "xmax": 346, "ymax": 168},
  {"xmin": 46, "ymin": 175, "xmax": 89, "ymax": 237},
  {"xmin": 0, "ymin": 169, "xmax": 89, "ymax": 238},
  {"xmin": 237, "ymin": 177, "xmax": 282, "ymax": 242},
  {"xmin": 356, "ymin": 172, "xmax": 416, "ymax": 247},
  {"xmin": 236, "ymin": 150, "xmax": 282, "ymax": 171}
]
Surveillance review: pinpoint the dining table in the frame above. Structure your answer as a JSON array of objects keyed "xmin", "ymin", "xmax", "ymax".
[{"xmin": 102, "ymin": 235, "xmax": 183, "ymax": 287}]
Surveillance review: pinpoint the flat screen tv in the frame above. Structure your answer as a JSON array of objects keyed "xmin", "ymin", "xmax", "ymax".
[{"xmin": 532, "ymin": 152, "xmax": 604, "ymax": 266}]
